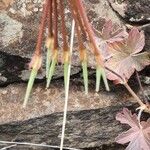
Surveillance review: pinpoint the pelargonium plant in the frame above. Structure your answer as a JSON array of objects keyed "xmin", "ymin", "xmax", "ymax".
[{"xmin": 23, "ymin": 0, "xmax": 150, "ymax": 150}]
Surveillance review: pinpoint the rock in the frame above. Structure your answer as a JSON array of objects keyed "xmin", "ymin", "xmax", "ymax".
[
  {"xmin": 141, "ymin": 24, "xmax": 150, "ymax": 52},
  {"xmin": 108, "ymin": 0, "xmax": 150, "ymax": 23},
  {"xmin": 0, "ymin": 72, "xmax": 149, "ymax": 125},
  {"xmin": 0, "ymin": 51, "xmax": 28, "ymax": 85},
  {"xmin": 0, "ymin": 0, "xmax": 123, "ymax": 58},
  {"xmin": 0, "ymin": 0, "xmax": 124, "ymax": 84},
  {"xmin": 0, "ymin": 51, "xmax": 81, "ymax": 85},
  {"xmin": 0, "ymin": 103, "xmax": 136, "ymax": 150}
]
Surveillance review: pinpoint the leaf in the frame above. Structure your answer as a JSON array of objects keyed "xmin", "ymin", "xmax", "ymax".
[
  {"xmin": 101, "ymin": 20, "xmax": 127, "ymax": 42},
  {"xmin": 116, "ymin": 108, "xmax": 150, "ymax": 150},
  {"xmin": 116, "ymin": 108, "xmax": 139, "ymax": 128},
  {"xmin": 105, "ymin": 28, "xmax": 150, "ymax": 83},
  {"xmin": 96, "ymin": 20, "xmax": 127, "ymax": 59}
]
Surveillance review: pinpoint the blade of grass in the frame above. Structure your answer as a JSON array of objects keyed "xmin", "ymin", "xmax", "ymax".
[
  {"xmin": 23, "ymin": 69, "xmax": 38, "ymax": 108},
  {"xmin": 60, "ymin": 20, "xmax": 75, "ymax": 150}
]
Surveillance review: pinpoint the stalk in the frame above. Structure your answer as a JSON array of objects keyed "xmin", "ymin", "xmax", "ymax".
[
  {"xmin": 47, "ymin": 0, "xmax": 53, "ymax": 38},
  {"xmin": 60, "ymin": 19, "xmax": 75, "ymax": 150},
  {"xmin": 73, "ymin": 0, "xmax": 109, "ymax": 92},
  {"xmin": 59, "ymin": 0, "xmax": 70, "ymax": 92},
  {"xmin": 68, "ymin": 0, "xmax": 87, "ymax": 37},
  {"xmin": 23, "ymin": 0, "xmax": 48, "ymax": 107},
  {"xmin": 68, "ymin": 1, "xmax": 88, "ymax": 94},
  {"xmin": 46, "ymin": 37, "xmax": 54, "ymax": 78},
  {"xmin": 46, "ymin": 0, "xmax": 58, "ymax": 88},
  {"xmin": 76, "ymin": 25, "xmax": 88, "ymax": 94},
  {"xmin": 34, "ymin": 0, "xmax": 49, "ymax": 55},
  {"xmin": 105, "ymin": 66, "xmax": 150, "ymax": 112},
  {"xmin": 46, "ymin": 0, "xmax": 53, "ymax": 78}
]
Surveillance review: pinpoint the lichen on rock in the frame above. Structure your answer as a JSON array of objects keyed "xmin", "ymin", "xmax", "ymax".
[{"xmin": 0, "ymin": 12, "xmax": 23, "ymax": 47}]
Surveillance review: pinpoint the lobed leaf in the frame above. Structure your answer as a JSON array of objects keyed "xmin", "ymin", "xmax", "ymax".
[
  {"xmin": 105, "ymin": 28, "xmax": 150, "ymax": 83},
  {"xmin": 116, "ymin": 108, "xmax": 150, "ymax": 150},
  {"xmin": 96, "ymin": 20, "xmax": 127, "ymax": 60}
]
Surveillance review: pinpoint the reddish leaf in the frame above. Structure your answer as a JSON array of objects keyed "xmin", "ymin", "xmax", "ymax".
[
  {"xmin": 105, "ymin": 28, "xmax": 150, "ymax": 83},
  {"xmin": 95, "ymin": 20, "xmax": 127, "ymax": 59},
  {"xmin": 100, "ymin": 20, "xmax": 127, "ymax": 43},
  {"xmin": 116, "ymin": 108, "xmax": 150, "ymax": 150}
]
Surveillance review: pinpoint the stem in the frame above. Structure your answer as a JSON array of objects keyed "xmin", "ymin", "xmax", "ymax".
[
  {"xmin": 46, "ymin": 0, "xmax": 58, "ymax": 88},
  {"xmin": 124, "ymin": 83, "xmax": 144, "ymax": 106},
  {"xmin": 69, "ymin": 4, "xmax": 88, "ymax": 94},
  {"xmin": 105, "ymin": 67, "xmax": 145, "ymax": 106},
  {"xmin": 105, "ymin": 66, "xmax": 125, "ymax": 82},
  {"xmin": 74, "ymin": 0, "xmax": 103, "ymax": 66},
  {"xmin": 35, "ymin": 0, "xmax": 49, "ymax": 55},
  {"xmin": 76, "ymin": 24, "xmax": 85, "ymax": 60},
  {"xmin": 59, "ymin": 0, "xmax": 68, "ymax": 51},
  {"xmin": 59, "ymin": 0, "xmax": 70, "ymax": 92},
  {"xmin": 47, "ymin": 0, "xmax": 53, "ymax": 37},
  {"xmin": 60, "ymin": 20, "xmax": 75, "ymax": 150},
  {"xmin": 53, "ymin": 0, "xmax": 58, "ymax": 50},
  {"xmin": 46, "ymin": 0, "xmax": 53, "ymax": 78},
  {"xmin": 68, "ymin": 0, "xmax": 86, "ymax": 37}
]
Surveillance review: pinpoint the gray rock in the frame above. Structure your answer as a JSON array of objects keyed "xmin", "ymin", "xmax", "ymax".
[
  {"xmin": 0, "ymin": 0, "xmax": 123, "ymax": 84},
  {"xmin": 0, "ymin": 103, "xmax": 135, "ymax": 150},
  {"xmin": 108, "ymin": 0, "xmax": 150, "ymax": 23}
]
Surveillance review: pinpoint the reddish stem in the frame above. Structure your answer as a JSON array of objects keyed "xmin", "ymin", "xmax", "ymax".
[
  {"xmin": 68, "ymin": 0, "xmax": 86, "ymax": 38},
  {"xmin": 68, "ymin": 2, "xmax": 84, "ymax": 50},
  {"xmin": 47, "ymin": 0, "xmax": 53, "ymax": 37},
  {"xmin": 59, "ymin": 0, "xmax": 68, "ymax": 51},
  {"xmin": 35, "ymin": 0, "xmax": 49, "ymax": 55},
  {"xmin": 74, "ymin": 0, "xmax": 103, "ymax": 65},
  {"xmin": 53, "ymin": 0, "xmax": 58, "ymax": 50}
]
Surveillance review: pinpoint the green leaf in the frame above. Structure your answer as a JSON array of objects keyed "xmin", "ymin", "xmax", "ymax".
[{"xmin": 23, "ymin": 69, "xmax": 38, "ymax": 108}]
